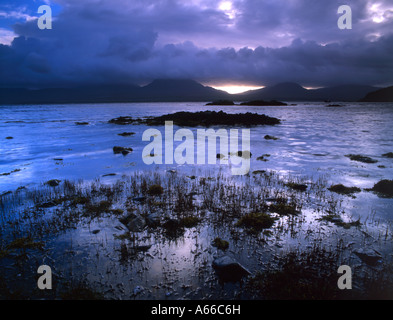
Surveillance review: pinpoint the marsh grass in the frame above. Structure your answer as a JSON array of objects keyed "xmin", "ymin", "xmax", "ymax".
[{"xmin": 0, "ymin": 169, "xmax": 392, "ymax": 299}]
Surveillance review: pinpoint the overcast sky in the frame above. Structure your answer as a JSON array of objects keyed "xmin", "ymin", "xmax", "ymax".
[{"xmin": 0, "ymin": 0, "xmax": 392, "ymax": 88}]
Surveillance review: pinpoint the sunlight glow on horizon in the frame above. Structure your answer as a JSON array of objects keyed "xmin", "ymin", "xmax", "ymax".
[{"xmin": 212, "ymin": 85, "xmax": 265, "ymax": 94}]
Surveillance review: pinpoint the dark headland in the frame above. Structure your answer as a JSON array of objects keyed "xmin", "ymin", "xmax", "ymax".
[{"xmin": 0, "ymin": 79, "xmax": 385, "ymax": 105}]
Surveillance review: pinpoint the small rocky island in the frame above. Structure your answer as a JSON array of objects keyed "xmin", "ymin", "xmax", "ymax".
[{"xmin": 109, "ymin": 110, "xmax": 281, "ymax": 127}]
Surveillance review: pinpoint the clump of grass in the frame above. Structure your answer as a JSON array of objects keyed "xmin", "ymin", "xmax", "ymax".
[
  {"xmin": 246, "ymin": 246, "xmax": 344, "ymax": 300},
  {"xmin": 6, "ymin": 237, "xmax": 44, "ymax": 251},
  {"xmin": 367, "ymin": 180, "xmax": 393, "ymax": 197},
  {"xmin": 84, "ymin": 200, "xmax": 112, "ymax": 218},
  {"xmin": 269, "ymin": 203, "xmax": 299, "ymax": 216},
  {"xmin": 286, "ymin": 182, "xmax": 308, "ymax": 192},
  {"xmin": 345, "ymin": 154, "xmax": 378, "ymax": 164},
  {"xmin": 147, "ymin": 185, "xmax": 164, "ymax": 196},
  {"xmin": 212, "ymin": 237, "xmax": 229, "ymax": 250},
  {"xmin": 236, "ymin": 212, "xmax": 276, "ymax": 232},
  {"xmin": 162, "ymin": 219, "xmax": 185, "ymax": 239},
  {"xmin": 382, "ymin": 152, "xmax": 393, "ymax": 158},
  {"xmin": 319, "ymin": 214, "xmax": 361, "ymax": 229},
  {"xmin": 328, "ymin": 184, "xmax": 361, "ymax": 196},
  {"xmin": 71, "ymin": 196, "xmax": 90, "ymax": 206},
  {"xmin": 180, "ymin": 216, "xmax": 201, "ymax": 228}
]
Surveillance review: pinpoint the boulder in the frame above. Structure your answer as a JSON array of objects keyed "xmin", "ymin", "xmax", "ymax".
[
  {"xmin": 119, "ymin": 213, "xmax": 146, "ymax": 232},
  {"xmin": 212, "ymin": 256, "xmax": 251, "ymax": 282},
  {"xmin": 146, "ymin": 212, "xmax": 161, "ymax": 227},
  {"xmin": 126, "ymin": 215, "xmax": 146, "ymax": 232},
  {"xmin": 113, "ymin": 146, "xmax": 133, "ymax": 155}
]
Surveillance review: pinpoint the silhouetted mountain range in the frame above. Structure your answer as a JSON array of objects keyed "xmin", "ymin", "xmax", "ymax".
[
  {"xmin": 0, "ymin": 79, "xmax": 386, "ymax": 105},
  {"xmin": 359, "ymin": 86, "xmax": 393, "ymax": 102}
]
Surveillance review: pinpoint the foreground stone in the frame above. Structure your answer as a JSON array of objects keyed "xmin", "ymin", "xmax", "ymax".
[
  {"xmin": 120, "ymin": 213, "xmax": 146, "ymax": 232},
  {"xmin": 212, "ymin": 256, "xmax": 251, "ymax": 282}
]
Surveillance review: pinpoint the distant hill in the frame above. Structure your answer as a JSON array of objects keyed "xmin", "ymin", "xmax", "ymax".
[
  {"xmin": 239, "ymin": 82, "xmax": 308, "ymax": 101},
  {"xmin": 140, "ymin": 79, "xmax": 229, "ymax": 102},
  {"xmin": 0, "ymin": 79, "xmax": 383, "ymax": 105},
  {"xmin": 359, "ymin": 86, "xmax": 393, "ymax": 102},
  {"xmin": 0, "ymin": 80, "xmax": 229, "ymax": 105},
  {"xmin": 237, "ymin": 83, "xmax": 378, "ymax": 102}
]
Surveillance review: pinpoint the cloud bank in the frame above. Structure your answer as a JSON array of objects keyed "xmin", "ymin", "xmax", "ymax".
[{"xmin": 0, "ymin": 0, "xmax": 393, "ymax": 88}]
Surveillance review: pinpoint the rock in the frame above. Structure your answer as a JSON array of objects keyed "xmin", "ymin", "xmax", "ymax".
[
  {"xmin": 132, "ymin": 196, "xmax": 146, "ymax": 202},
  {"xmin": 113, "ymin": 146, "xmax": 133, "ymax": 155},
  {"xmin": 326, "ymin": 104, "xmax": 344, "ymax": 108},
  {"xmin": 146, "ymin": 212, "xmax": 161, "ymax": 227},
  {"xmin": 92, "ymin": 230, "xmax": 100, "ymax": 234},
  {"xmin": 102, "ymin": 173, "xmax": 116, "ymax": 177},
  {"xmin": 118, "ymin": 132, "xmax": 136, "ymax": 137},
  {"xmin": 75, "ymin": 122, "xmax": 89, "ymax": 125},
  {"xmin": 212, "ymin": 256, "xmax": 251, "ymax": 282},
  {"xmin": 328, "ymin": 184, "xmax": 361, "ymax": 196},
  {"xmin": 141, "ymin": 110, "xmax": 281, "ymax": 127},
  {"xmin": 237, "ymin": 151, "xmax": 252, "ymax": 158},
  {"xmin": 109, "ymin": 117, "xmax": 135, "ymax": 125},
  {"xmin": 133, "ymin": 286, "xmax": 144, "ymax": 296},
  {"xmin": 5, "ymin": 136, "xmax": 13, "ymax": 139},
  {"xmin": 353, "ymin": 249, "xmax": 382, "ymax": 266},
  {"xmin": 126, "ymin": 215, "xmax": 146, "ymax": 232},
  {"xmin": 368, "ymin": 180, "xmax": 393, "ymax": 197},
  {"xmin": 382, "ymin": 152, "xmax": 393, "ymax": 158},
  {"xmin": 46, "ymin": 179, "xmax": 61, "ymax": 187},
  {"xmin": 119, "ymin": 212, "xmax": 137, "ymax": 225},
  {"xmin": 345, "ymin": 154, "xmax": 378, "ymax": 164},
  {"xmin": 162, "ymin": 219, "xmax": 184, "ymax": 239},
  {"xmin": 264, "ymin": 135, "xmax": 279, "ymax": 140}
]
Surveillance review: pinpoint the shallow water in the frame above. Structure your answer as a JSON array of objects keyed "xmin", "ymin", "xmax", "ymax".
[
  {"xmin": 1, "ymin": 102, "xmax": 393, "ymax": 299},
  {"xmin": 1, "ymin": 102, "xmax": 393, "ymax": 220}
]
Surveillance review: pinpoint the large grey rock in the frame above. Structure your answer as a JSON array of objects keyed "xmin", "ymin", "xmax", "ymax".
[
  {"xmin": 120, "ymin": 213, "xmax": 146, "ymax": 232},
  {"xmin": 146, "ymin": 212, "xmax": 161, "ymax": 227},
  {"xmin": 126, "ymin": 215, "xmax": 146, "ymax": 232},
  {"xmin": 212, "ymin": 256, "xmax": 251, "ymax": 282}
]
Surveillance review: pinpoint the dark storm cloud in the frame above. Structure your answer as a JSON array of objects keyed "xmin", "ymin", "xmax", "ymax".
[{"xmin": 0, "ymin": 0, "xmax": 393, "ymax": 88}]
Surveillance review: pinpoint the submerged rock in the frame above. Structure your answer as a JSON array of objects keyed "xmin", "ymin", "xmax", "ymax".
[
  {"xmin": 345, "ymin": 154, "xmax": 378, "ymax": 164},
  {"xmin": 120, "ymin": 213, "xmax": 146, "ymax": 232},
  {"xmin": 264, "ymin": 135, "xmax": 279, "ymax": 140},
  {"xmin": 46, "ymin": 179, "xmax": 61, "ymax": 187},
  {"xmin": 75, "ymin": 122, "xmax": 89, "ymax": 126},
  {"xmin": 162, "ymin": 219, "xmax": 185, "ymax": 239},
  {"xmin": 146, "ymin": 212, "xmax": 161, "ymax": 227},
  {"xmin": 367, "ymin": 180, "xmax": 393, "ymax": 197},
  {"xmin": 328, "ymin": 184, "xmax": 361, "ymax": 196},
  {"xmin": 118, "ymin": 132, "xmax": 136, "ymax": 137},
  {"xmin": 109, "ymin": 117, "xmax": 135, "ymax": 125},
  {"xmin": 382, "ymin": 152, "xmax": 393, "ymax": 158},
  {"xmin": 212, "ymin": 256, "xmax": 251, "ymax": 282},
  {"xmin": 140, "ymin": 111, "xmax": 281, "ymax": 127},
  {"xmin": 113, "ymin": 146, "xmax": 133, "ymax": 155},
  {"xmin": 353, "ymin": 249, "xmax": 382, "ymax": 266}
]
